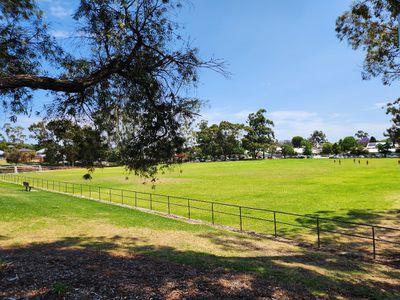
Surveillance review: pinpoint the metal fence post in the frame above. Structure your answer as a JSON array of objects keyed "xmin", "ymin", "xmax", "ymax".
[
  {"xmin": 167, "ymin": 196, "xmax": 170, "ymax": 214},
  {"xmin": 317, "ymin": 218, "xmax": 321, "ymax": 249},
  {"xmin": 187, "ymin": 199, "xmax": 191, "ymax": 219},
  {"xmin": 211, "ymin": 202, "xmax": 215, "ymax": 225},
  {"xmin": 150, "ymin": 193, "xmax": 153, "ymax": 210},
  {"xmin": 274, "ymin": 211, "xmax": 277, "ymax": 237},
  {"xmin": 98, "ymin": 186, "xmax": 101, "ymax": 200},
  {"xmin": 109, "ymin": 188, "xmax": 112, "ymax": 202},
  {"xmin": 89, "ymin": 185, "xmax": 91, "ymax": 198},
  {"xmin": 80, "ymin": 184, "xmax": 83, "ymax": 196},
  {"xmin": 239, "ymin": 206, "xmax": 243, "ymax": 231},
  {"xmin": 121, "ymin": 190, "xmax": 124, "ymax": 204},
  {"xmin": 372, "ymin": 226, "xmax": 376, "ymax": 259},
  {"xmin": 135, "ymin": 191, "xmax": 137, "ymax": 207},
  {"xmin": 72, "ymin": 183, "xmax": 75, "ymax": 194}
]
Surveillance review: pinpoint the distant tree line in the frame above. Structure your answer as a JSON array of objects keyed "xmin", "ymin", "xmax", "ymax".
[
  {"xmin": 1, "ymin": 108, "xmax": 399, "ymax": 166},
  {"xmin": 192, "ymin": 109, "xmax": 276, "ymax": 160}
]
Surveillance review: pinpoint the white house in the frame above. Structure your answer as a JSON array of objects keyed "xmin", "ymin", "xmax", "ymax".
[
  {"xmin": 365, "ymin": 142, "xmax": 384, "ymax": 154},
  {"xmin": 366, "ymin": 142, "xmax": 398, "ymax": 154},
  {"xmin": 293, "ymin": 147, "xmax": 304, "ymax": 155},
  {"xmin": 36, "ymin": 148, "xmax": 46, "ymax": 158},
  {"xmin": 312, "ymin": 146, "xmax": 322, "ymax": 155},
  {"xmin": 0, "ymin": 150, "xmax": 4, "ymax": 159}
]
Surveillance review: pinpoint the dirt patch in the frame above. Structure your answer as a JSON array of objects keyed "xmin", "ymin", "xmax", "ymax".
[{"xmin": 0, "ymin": 241, "xmax": 314, "ymax": 299}]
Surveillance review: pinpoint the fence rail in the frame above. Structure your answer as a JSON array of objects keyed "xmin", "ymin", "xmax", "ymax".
[{"xmin": 0, "ymin": 173, "xmax": 399, "ymax": 260}]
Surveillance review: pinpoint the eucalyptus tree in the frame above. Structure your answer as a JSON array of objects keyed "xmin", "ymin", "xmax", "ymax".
[
  {"xmin": 337, "ymin": 0, "xmax": 400, "ymax": 143},
  {"xmin": 385, "ymin": 99, "xmax": 400, "ymax": 145},
  {"xmin": 0, "ymin": 0, "xmax": 225, "ymax": 177},
  {"xmin": 309, "ymin": 130, "xmax": 327, "ymax": 147},
  {"xmin": 242, "ymin": 109, "xmax": 275, "ymax": 159}
]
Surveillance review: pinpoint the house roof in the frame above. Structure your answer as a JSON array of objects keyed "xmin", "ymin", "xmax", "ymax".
[{"xmin": 18, "ymin": 148, "xmax": 35, "ymax": 153}]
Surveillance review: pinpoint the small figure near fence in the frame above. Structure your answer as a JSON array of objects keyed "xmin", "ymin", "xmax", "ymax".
[
  {"xmin": 339, "ymin": 159, "xmax": 341, "ymax": 165},
  {"xmin": 23, "ymin": 182, "xmax": 32, "ymax": 191},
  {"xmin": 366, "ymin": 160, "xmax": 369, "ymax": 166}
]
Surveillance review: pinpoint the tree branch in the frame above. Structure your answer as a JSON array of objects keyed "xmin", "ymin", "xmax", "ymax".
[{"xmin": 0, "ymin": 37, "xmax": 143, "ymax": 93}]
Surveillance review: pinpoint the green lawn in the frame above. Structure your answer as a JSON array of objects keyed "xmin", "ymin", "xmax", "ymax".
[
  {"xmin": 1, "ymin": 182, "xmax": 399, "ymax": 299},
  {"xmin": 23, "ymin": 159, "xmax": 400, "ymax": 219},
  {"xmin": 5, "ymin": 158, "xmax": 399, "ymax": 252}
]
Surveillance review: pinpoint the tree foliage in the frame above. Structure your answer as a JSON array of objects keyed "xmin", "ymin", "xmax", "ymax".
[
  {"xmin": 378, "ymin": 140, "xmax": 392, "ymax": 156},
  {"xmin": 355, "ymin": 130, "xmax": 369, "ymax": 139},
  {"xmin": 0, "ymin": 0, "xmax": 225, "ymax": 177},
  {"xmin": 309, "ymin": 130, "xmax": 326, "ymax": 146},
  {"xmin": 291, "ymin": 136, "xmax": 303, "ymax": 148},
  {"xmin": 301, "ymin": 139, "xmax": 313, "ymax": 156},
  {"xmin": 340, "ymin": 136, "xmax": 358, "ymax": 152},
  {"xmin": 321, "ymin": 142, "xmax": 333, "ymax": 155},
  {"xmin": 336, "ymin": 0, "xmax": 400, "ymax": 85},
  {"xmin": 195, "ymin": 121, "xmax": 243, "ymax": 160},
  {"xmin": 242, "ymin": 109, "xmax": 275, "ymax": 159},
  {"xmin": 385, "ymin": 98, "xmax": 400, "ymax": 144},
  {"xmin": 281, "ymin": 143, "xmax": 295, "ymax": 157},
  {"xmin": 29, "ymin": 120, "xmax": 107, "ymax": 167},
  {"xmin": 2, "ymin": 123, "xmax": 26, "ymax": 144},
  {"xmin": 5, "ymin": 148, "xmax": 35, "ymax": 164}
]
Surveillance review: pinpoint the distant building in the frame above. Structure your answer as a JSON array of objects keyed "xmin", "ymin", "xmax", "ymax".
[
  {"xmin": 18, "ymin": 148, "xmax": 36, "ymax": 154},
  {"xmin": 365, "ymin": 142, "xmax": 398, "ymax": 154},
  {"xmin": 36, "ymin": 148, "xmax": 46, "ymax": 158},
  {"xmin": 0, "ymin": 150, "xmax": 4, "ymax": 159},
  {"xmin": 293, "ymin": 147, "xmax": 304, "ymax": 155},
  {"xmin": 312, "ymin": 146, "xmax": 322, "ymax": 155}
]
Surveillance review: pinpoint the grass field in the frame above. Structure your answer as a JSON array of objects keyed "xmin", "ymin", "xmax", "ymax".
[
  {"xmin": 24, "ymin": 159, "xmax": 399, "ymax": 221},
  {"xmin": 8, "ymin": 158, "xmax": 398, "ymax": 256},
  {"xmin": 1, "ymin": 182, "xmax": 399, "ymax": 298}
]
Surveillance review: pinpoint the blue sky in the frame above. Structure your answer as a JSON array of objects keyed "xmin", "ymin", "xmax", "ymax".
[{"xmin": 2, "ymin": 0, "xmax": 398, "ymax": 141}]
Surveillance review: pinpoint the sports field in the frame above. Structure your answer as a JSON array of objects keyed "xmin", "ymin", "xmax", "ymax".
[
  {"xmin": 26, "ymin": 158, "xmax": 400, "ymax": 223},
  {"xmin": 11, "ymin": 158, "xmax": 397, "ymax": 254},
  {"xmin": 1, "ymin": 182, "xmax": 399, "ymax": 298}
]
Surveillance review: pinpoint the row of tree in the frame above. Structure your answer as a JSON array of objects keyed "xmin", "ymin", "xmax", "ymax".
[
  {"xmin": 1, "ymin": 107, "xmax": 399, "ymax": 164},
  {"xmin": 194, "ymin": 109, "xmax": 275, "ymax": 160}
]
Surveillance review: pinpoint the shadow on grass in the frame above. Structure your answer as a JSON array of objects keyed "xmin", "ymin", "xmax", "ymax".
[
  {"xmin": 1, "ymin": 235, "xmax": 399, "ymax": 299},
  {"xmin": 265, "ymin": 208, "xmax": 400, "ymax": 258}
]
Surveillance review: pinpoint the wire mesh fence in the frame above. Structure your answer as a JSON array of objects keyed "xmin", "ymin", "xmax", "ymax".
[{"xmin": 1, "ymin": 172, "xmax": 399, "ymax": 260}]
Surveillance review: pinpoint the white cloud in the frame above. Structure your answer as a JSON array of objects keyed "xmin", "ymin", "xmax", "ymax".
[
  {"xmin": 199, "ymin": 108, "xmax": 387, "ymax": 141},
  {"xmin": 233, "ymin": 110, "xmax": 253, "ymax": 119},
  {"xmin": 50, "ymin": 30, "xmax": 70, "ymax": 38},
  {"xmin": 267, "ymin": 111, "xmax": 317, "ymax": 125},
  {"xmin": 373, "ymin": 102, "xmax": 387, "ymax": 109},
  {"xmin": 50, "ymin": 4, "xmax": 73, "ymax": 18}
]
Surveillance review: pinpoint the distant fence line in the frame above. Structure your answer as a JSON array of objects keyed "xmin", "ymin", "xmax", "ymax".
[
  {"xmin": 0, "ymin": 172, "xmax": 399, "ymax": 260},
  {"xmin": 0, "ymin": 165, "xmax": 82, "ymax": 173}
]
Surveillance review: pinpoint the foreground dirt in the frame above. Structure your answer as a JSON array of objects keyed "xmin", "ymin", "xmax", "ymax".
[{"xmin": 0, "ymin": 242, "xmax": 315, "ymax": 300}]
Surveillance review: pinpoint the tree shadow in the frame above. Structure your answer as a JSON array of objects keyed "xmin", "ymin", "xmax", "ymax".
[
  {"xmin": 284, "ymin": 208, "xmax": 400, "ymax": 258},
  {"xmin": 1, "ymin": 235, "xmax": 399, "ymax": 299}
]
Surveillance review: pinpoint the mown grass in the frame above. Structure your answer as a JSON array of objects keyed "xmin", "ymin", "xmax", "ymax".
[
  {"xmin": 24, "ymin": 159, "xmax": 399, "ymax": 218},
  {"xmin": 0, "ymin": 182, "xmax": 399, "ymax": 299},
  {"xmin": 16, "ymin": 159, "xmax": 400, "ymax": 246}
]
